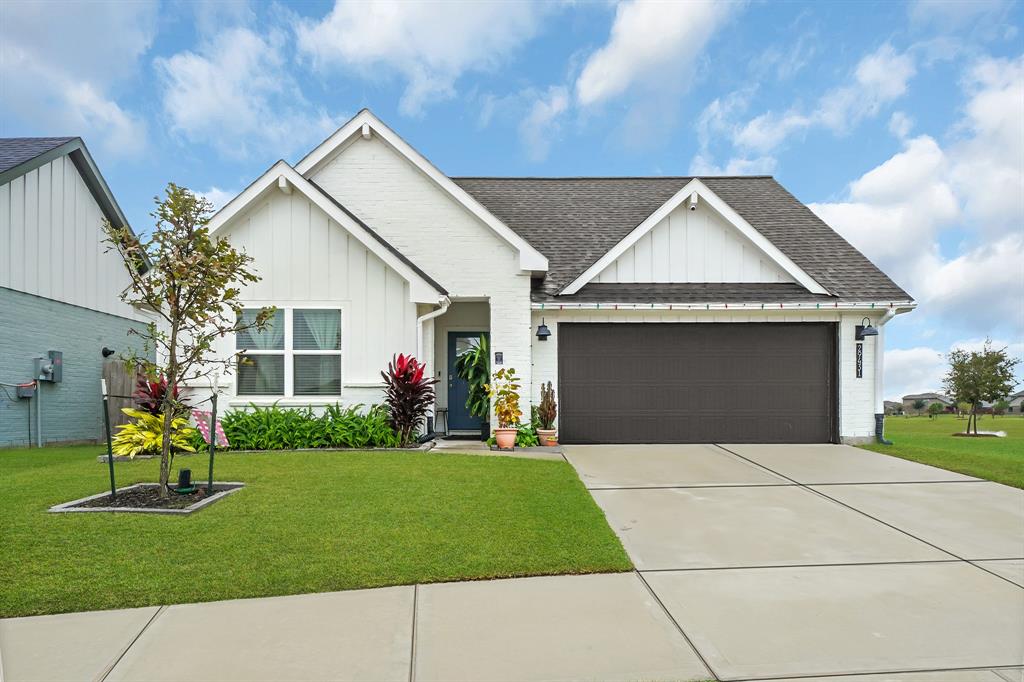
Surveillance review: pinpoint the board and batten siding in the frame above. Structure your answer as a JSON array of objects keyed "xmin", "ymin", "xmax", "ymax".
[
  {"xmin": 0, "ymin": 155, "xmax": 138, "ymax": 319},
  {"xmin": 530, "ymin": 309, "xmax": 880, "ymax": 442},
  {"xmin": 595, "ymin": 203, "xmax": 795, "ymax": 284},
  {"xmin": 310, "ymin": 135, "xmax": 533, "ymax": 417},
  {"xmin": 213, "ymin": 188, "xmax": 418, "ymax": 396}
]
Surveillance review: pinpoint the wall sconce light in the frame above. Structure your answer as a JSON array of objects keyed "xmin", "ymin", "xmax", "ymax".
[
  {"xmin": 536, "ymin": 318, "xmax": 551, "ymax": 341},
  {"xmin": 855, "ymin": 317, "xmax": 878, "ymax": 341},
  {"xmin": 101, "ymin": 347, "xmax": 116, "ymax": 358}
]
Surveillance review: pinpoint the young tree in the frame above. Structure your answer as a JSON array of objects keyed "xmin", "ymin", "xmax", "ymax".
[
  {"xmin": 943, "ymin": 341, "xmax": 1020, "ymax": 435},
  {"xmin": 105, "ymin": 184, "xmax": 273, "ymax": 497},
  {"xmin": 927, "ymin": 402, "xmax": 943, "ymax": 418},
  {"xmin": 993, "ymin": 399, "xmax": 1009, "ymax": 417},
  {"xmin": 912, "ymin": 399, "xmax": 927, "ymax": 413},
  {"xmin": 956, "ymin": 401, "xmax": 972, "ymax": 419}
]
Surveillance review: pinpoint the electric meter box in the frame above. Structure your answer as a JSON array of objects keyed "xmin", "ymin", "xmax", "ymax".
[{"xmin": 36, "ymin": 350, "xmax": 63, "ymax": 383}]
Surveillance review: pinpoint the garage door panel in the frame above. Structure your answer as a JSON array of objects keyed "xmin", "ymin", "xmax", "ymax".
[{"xmin": 558, "ymin": 323, "xmax": 836, "ymax": 444}]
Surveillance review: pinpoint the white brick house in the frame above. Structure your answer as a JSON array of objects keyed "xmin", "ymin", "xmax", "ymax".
[{"xmin": 194, "ymin": 110, "xmax": 915, "ymax": 444}]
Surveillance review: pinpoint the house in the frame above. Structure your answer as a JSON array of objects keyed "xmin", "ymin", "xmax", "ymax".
[
  {"xmin": 901, "ymin": 393, "xmax": 952, "ymax": 415},
  {"xmin": 0, "ymin": 137, "xmax": 149, "ymax": 446},
  {"xmin": 884, "ymin": 400, "xmax": 904, "ymax": 416},
  {"xmin": 191, "ymin": 109, "xmax": 915, "ymax": 445},
  {"xmin": 1006, "ymin": 390, "xmax": 1024, "ymax": 414}
]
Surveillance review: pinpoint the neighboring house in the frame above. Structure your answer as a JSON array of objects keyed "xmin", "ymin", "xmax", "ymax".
[
  {"xmin": 1007, "ymin": 391, "xmax": 1024, "ymax": 414},
  {"xmin": 0, "ymin": 137, "xmax": 149, "ymax": 447},
  {"xmin": 902, "ymin": 393, "xmax": 952, "ymax": 415},
  {"xmin": 884, "ymin": 400, "xmax": 903, "ymax": 416},
  {"xmin": 190, "ymin": 110, "xmax": 915, "ymax": 444}
]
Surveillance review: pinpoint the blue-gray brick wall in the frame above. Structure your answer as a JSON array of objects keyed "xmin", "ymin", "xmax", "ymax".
[{"xmin": 0, "ymin": 287, "xmax": 148, "ymax": 447}]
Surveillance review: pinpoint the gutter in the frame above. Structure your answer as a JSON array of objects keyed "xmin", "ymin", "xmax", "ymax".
[
  {"xmin": 874, "ymin": 307, "xmax": 899, "ymax": 445},
  {"xmin": 531, "ymin": 301, "xmax": 918, "ymax": 311},
  {"xmin": 416, "ymin": 297, "xmax": 450, "ymax": 427}
]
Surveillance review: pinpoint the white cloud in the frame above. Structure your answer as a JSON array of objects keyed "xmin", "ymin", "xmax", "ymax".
[
  {"xmin": 689, "ymin": 154, "xmax": 777, "ymax": 176},
  {"xmin": 198, "ymin": 187, "xmax": 238, "ymax": 212},
  {"xmin": 519, "ymin": 87, "xmax": 570, "ymax": 162},
  {"xmin": 156, "ymin": 27, "xmax": 340, "ymax": 158},
  {"xmin": 575, "ymin": 0, "xmax": 737, "ymax": 107},
  {"xmin": 888, "ymin": 111, "xmax": 914, "ymax": 139},
  {"xmin": 0, "ymin": 0, "xmax": 154, "ymax": 157},
  {"xmin": 884, "ymin": 346, "xmax": 948, "ymax": 399},
  {"xmin": 296, "ymin": 0, "xmax": 547, "ymax": 116},
  {"xmin": 910, "ymin": 0, "xmax": 1011, "ymax": 26},
  {"xmin": 809, "ymin": 55, "xmax": 1024, "ymax": 335},
  {"xmin": 885, "ymin": 337, "xmax": 1024, "ymax": 401},
  {"xmin": 734, "ymin": 44, "xmax": 916, "ymax": 154}
]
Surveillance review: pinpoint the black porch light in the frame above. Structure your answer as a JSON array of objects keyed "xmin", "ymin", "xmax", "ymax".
[
  {"xmin": 855, "ymin": 317, "xmax": 878, "ymax": 341},
  {"xmin": 536, "ymin": 318, "xmax": 551, "ymax": 341}
]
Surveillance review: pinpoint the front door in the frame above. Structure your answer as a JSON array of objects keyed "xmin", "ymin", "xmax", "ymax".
[{"xmin": 447, "ymin": 332, "xmax": 486, "ymax": 431}]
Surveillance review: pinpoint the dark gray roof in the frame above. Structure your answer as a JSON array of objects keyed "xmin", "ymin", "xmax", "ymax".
[
  {"xmin": 307, "ymin": 179, "xmax": 448, "ymax": 296},
  {"xmin": 532, "ymin": 282, "xmax": 837, "ymax": 305},
  {"xmin": 0, "ymin": 137, "xmax": 75, "ymax": 175},
  {"xmin": 902, "ymin": 393, "xmax": 950, "ymax": 401},
  {"xmin": 453, "ymin": 176, "xmax": 912, "ymax": 303}
]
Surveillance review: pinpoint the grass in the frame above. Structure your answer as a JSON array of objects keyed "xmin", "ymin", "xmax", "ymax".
[
  {"xmin": 862, "ymin": 414, "xmax": 1024, "ymax": 489},
  {"xmin": 0, "ymin": 446, "xmax": 631, "ymax": 617}
]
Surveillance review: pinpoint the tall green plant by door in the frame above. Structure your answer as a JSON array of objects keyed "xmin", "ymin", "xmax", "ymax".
[{"xmin": 454, "ymin": 335, "xmax": 490, "ymax": 420}]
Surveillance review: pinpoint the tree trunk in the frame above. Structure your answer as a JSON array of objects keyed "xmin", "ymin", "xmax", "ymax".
[{"xmin": 159, "ymin": 408, "xmax": 173, "ymax": 498}]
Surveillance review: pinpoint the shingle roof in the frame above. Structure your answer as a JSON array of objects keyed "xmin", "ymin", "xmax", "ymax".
[
  {"xmin": 0, "ymin": 137, "xmax": 75, "ymax": 174},
  {"xmin": 902, "ymin": 393, "xmax": 950, "ymax": 401},
  {"xmin": 453, "ymin": 176, "xmax": 912, "ymax": 303}
]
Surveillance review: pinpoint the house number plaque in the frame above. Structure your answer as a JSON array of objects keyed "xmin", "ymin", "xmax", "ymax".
[
  {"xmin": 494, "ymin": 351, "xmax": 503, "ymax": 366},
  {"xmin": 856, "ymin": 342, "xmax": 863, "ymax": 378}
]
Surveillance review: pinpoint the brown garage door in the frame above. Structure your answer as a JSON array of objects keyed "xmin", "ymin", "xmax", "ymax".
[{"xmin": 558, "ymin": 323, "xmax": 837, "ymax": 444}]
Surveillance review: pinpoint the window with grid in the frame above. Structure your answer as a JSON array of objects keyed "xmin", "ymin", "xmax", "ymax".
[{"xmin": 236, "ymin": 308, "xmax": 341, "ymax": 397}]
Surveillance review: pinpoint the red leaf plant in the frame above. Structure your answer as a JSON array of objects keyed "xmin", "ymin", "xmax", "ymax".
[
  {"xmin": 133, "ymin": 375, "xmax": 189, "ymax": 417},
  {"xmin": 381, "ymin": 354, "xmax": 437, "ymax": 447}
]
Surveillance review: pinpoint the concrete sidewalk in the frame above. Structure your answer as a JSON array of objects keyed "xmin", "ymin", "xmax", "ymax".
[{"xmin": 0, "ymin": 572, "xmax": 709, "ymax": 682}]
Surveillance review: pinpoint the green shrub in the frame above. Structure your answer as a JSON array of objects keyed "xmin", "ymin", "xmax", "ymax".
[
  {"xmin": 218, "ymin": 403, "xmax": 400, "ymax": 451},
  {"xmin": 111, "ymin": 408, "xmax": 197, "ymax": 459}
]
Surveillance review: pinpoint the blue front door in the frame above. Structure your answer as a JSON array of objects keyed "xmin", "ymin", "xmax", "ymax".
[{"xmin": 447, "ymin": 332, "xmax": 486, "ymax": 431}]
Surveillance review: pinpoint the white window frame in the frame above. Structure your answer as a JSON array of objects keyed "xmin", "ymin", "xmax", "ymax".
[{"xmin": 236, "ymin": 306, "xmax": 343, "ymax": 398}]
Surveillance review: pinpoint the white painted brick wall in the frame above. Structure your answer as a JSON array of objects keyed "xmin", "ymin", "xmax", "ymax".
[
  {"xmin": 312, "ymin": 136, "xmax": 534, "ymax": 418},
  {"xmin": 530, "ymin": 308, "xmax": 882, "ymax": 441}
]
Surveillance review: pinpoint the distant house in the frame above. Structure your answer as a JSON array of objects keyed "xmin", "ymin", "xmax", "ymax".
[
  {"xmin": 1007, "ymin": 390, "xmax": 1024, "ymax": 414},
  {"xmin": 901, "ymin": 392, "xmax": 952, "ymax": 414},
  {"xmin": 0, "ymin": 137, "xmax": 151, "ymax": 447},
  {"xmin": 884, "ymin": 400, "xmax": 903, "ymax": 415}
]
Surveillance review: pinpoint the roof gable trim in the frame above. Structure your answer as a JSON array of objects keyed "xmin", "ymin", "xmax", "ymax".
[
  {"xmin": 560, "ymin": 178, "xmax": 830, "ymax": 296},
  {"xmin": 208, "ymin": 161, "xmax": 447, "ymax": 303},
  {"xmin": 294, "ymin": 109, "xmax": 548, "ymax": 272}
]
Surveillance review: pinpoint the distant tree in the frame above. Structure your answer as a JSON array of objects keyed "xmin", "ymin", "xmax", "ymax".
[
  {"xmin": 993, "ymin": 399, "xmax": 1009, "ymax": 417},
  {"xmin": 104, "ymin": 184, "xmax": 273, "ymax": 497},
  {"xmin": 956, "ymin": 401, "xmax": 972, "ymax": 419},
  {"xmin": 927, "ymin": 402, "xmax": 944, "ymax": 418},
  {"xmin": 943, "ymin": 340, "xmax": 1020, "ymax": 435},
  {"xmin": 912, "ymin": 399, "xmax": 927, "ymax": 413}
]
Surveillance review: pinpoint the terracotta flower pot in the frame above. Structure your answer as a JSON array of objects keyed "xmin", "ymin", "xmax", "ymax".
[
  {"xmin": 537, "ymin": 429, "xmax": 557, "ymax": 446},
  {"xmin": 494, "ymin": 428, "xmax": 517, "ymax": 450}
]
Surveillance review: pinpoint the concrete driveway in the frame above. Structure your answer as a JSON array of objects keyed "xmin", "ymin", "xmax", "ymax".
[{"xmin": 565, "ymin": 443, "xmax": 1024, "ymax": 681}]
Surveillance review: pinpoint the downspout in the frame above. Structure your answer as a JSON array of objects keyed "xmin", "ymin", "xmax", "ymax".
[
  {"xmin": 874, "ymin": 308, "xmax": 897, "ymax": 445},
  {"xmin": 416, "ymin": 297, "xmax": 450, "ymax": 427}
]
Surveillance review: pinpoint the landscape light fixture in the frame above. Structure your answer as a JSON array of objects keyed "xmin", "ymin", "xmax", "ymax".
[
  {"xmin": 536, "ymin": 318, "xmax": 551, "ymax": 341},
  {"xmin": 855, "ymin": 317, "xmax": 878, "ymax": 341}
]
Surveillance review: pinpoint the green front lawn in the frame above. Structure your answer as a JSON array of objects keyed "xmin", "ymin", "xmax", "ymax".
[
  {"xmin": 0, "ymin": 446, "xmax": 631, "ymax": 617},
  {"xmin": 863, "ymin": 414, "xmax": 1024, "ymax": 489}
]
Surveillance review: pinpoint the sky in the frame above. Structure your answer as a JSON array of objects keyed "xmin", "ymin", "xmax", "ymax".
[{"xmin": 1, "ymin": 0, "xmax": 1021, "ymax": 400}]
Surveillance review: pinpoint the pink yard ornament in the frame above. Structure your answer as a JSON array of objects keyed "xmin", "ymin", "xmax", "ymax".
[{"xmin": 192, "ymin": 409, "xmax": 229, "ymax": 447}]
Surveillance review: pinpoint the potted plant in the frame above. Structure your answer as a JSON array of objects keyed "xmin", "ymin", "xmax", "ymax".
[
  {"xmin": 536, "ymin": 381, "xmax": 557, "ymax": 446},
  {"xmin": 487, "ymin": 367, "xmax": 522, "ymax": 450},
  {"xmin": 454, "ymin": 336, "xmax": 490, "ymax": 441}
]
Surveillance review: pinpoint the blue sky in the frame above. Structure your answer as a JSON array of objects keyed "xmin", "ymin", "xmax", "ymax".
[{"xmin": 1, "ymin": 0, "xmax": 1021, "ymax": 399}]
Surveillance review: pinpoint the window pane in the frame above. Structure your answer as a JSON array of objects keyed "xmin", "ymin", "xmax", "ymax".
[
  {"xmin": 237, "ymin": 309, "xmax": 284, "ymax": 350},
  {"xmin": 237, "ymin": 355, "xmax": 284, "ymax": 395},
  {"xmin": 294, "ymin": 355, "xmax": 341, "ymax": 396},
  {"xmin": 294, "ymin": 309, "xmax": 341, "ymax": 351}
]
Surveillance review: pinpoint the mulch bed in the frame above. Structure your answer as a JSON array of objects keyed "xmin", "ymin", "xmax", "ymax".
[{"xmin": 78, "ymin": 485, "xmax": 217, "ymax": 510}]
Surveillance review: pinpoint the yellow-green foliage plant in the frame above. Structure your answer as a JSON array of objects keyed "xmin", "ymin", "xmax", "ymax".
[
  {"xmin": 111, "ymin": 408, "xmax": 198, "ymax": 459},
  {"xmin": 487, "ymin": 367, "xmax": 522, "ymax": 429}
]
